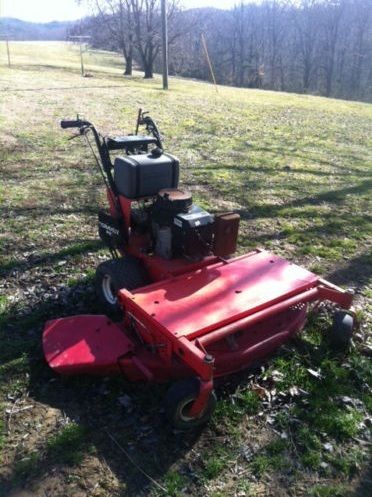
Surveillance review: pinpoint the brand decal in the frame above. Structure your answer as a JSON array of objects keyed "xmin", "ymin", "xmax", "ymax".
[{"xmin": 99, "ymin": 221, "xmax": 120, "ymax": 236}]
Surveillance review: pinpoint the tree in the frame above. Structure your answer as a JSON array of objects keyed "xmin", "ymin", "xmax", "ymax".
[
  {"xmin": 75, "ymin": 0, "xmax": 372, "ymax": 101},
  {"xmin": 320, "ymin": 0, "xmax": 345, "ymax": 97},
  {"xmin": 77, "ymin": 0, "xmax": 134, "ymax": 75},
  {"xmin": 294, "ymin": 0, "xmax": 320, "ymax": 92},
  {"xmin": 129, "ymin": 0, "xmax": 180, "ymax": 79}
]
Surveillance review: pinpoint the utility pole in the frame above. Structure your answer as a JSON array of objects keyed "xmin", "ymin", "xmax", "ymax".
[
  {"xmin": 6, "ymin": 38, "xmax": 10, "ymax": 67},
  {"xmin": 161, "ymin": 0, "xmax": 169, "ymax": 90},
  {"xmin": 0, "ymin": 36, "xmax": 11, "ymax": 67}
]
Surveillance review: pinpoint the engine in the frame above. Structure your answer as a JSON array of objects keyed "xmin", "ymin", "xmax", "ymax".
[
  {"xmin": 131, "ymin": 188, "xmax": 240, "ymax": 261},
  {"xmin": 151, "ymin": 189, "xmax": 214, "ymax": 260}
]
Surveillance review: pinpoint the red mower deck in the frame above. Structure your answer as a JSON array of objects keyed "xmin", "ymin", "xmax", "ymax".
[
  {"xmin": 124, "ymin": 250, "xmax": 318, "ymax": 339},
  {"xmin": 44, "ymin": 250, "xmax": 352, "ymax": 385},
  {"xmin": 43, "ymin": 315, "xmax": 133, "ymax": 375}
]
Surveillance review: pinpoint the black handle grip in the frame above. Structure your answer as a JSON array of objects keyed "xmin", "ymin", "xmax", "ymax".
[{"xmin": 61, "ymin": 120, "xmax": 82, "ymax": 129}]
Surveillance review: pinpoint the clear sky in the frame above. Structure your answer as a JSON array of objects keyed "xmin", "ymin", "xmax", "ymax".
[{"xmin": 0, "ymin": 0, "xmax": 239, "ymax": 23}]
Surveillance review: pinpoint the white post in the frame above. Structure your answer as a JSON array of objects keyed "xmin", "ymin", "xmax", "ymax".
[{"xmin": 79, "ymin": 41, "xmax": 85, "ymax": 76}]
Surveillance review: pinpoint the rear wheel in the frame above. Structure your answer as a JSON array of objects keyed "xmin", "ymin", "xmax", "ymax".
[
  {"xmin": 95, "ymin": 256, "xmax": 148, "ymax": 313},
  {"xmin": 329, "ymin": 310, "xmax": 354, "ymax": 350},
  {"xmin": 165, "ymin": 378, "xmax": 217, "ymax": 431}
]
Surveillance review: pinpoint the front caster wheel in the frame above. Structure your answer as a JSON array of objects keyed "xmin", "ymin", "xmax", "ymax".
[
  {"xmin": 329, "ymin": 310, "xmax": 354, "ymax": 350},
  {"xmin": 165, "ymin": 378, "xmax": 217, "ymax": 431}
]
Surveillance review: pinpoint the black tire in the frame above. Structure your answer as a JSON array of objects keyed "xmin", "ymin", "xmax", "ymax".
[
  {"xmin": 165, "ymin": 378, "xmax": 217, "ymax": 431},
  {"xmin": 95, "ymin": 256, "xmax": 148, "ymax": 313},
  {"xmin": 329, "ymin": 310, "xmax": 354, "ymax": 350}
]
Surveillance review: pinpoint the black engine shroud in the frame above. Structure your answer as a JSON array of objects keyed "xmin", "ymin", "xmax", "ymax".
[{"xmin": 151, "ymin": 189, "xmax": 214, "ymax": 260}]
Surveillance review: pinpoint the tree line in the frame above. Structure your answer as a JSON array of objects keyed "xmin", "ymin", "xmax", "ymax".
[{"xmin": 71, "ymin": 1, "xmax": 372, "ymax": 102}]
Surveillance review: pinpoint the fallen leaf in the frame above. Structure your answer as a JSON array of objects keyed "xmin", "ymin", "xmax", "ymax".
[
  {"xmin": 251, "ymin": 384, "xmax": 268, "ymax": 399},
  {"xmin": 307, "ymin": 368, "xmax": 321, "ymax": 378}
]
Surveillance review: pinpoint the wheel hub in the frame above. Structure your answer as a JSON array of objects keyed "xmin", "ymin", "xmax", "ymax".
[{"xmin": 102, "ymin": 274, "xmax": 117, "ymax": 305}]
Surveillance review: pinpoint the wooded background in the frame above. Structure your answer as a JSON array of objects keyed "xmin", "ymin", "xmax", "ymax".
[{"xmin": 71, "ymin": 0, "xmax": 372, "ymax": 102}]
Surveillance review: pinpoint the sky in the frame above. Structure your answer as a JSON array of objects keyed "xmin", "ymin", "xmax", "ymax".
[{"xmin": 0, "ymin": 0, "xmax": 239, "ymax": 23}]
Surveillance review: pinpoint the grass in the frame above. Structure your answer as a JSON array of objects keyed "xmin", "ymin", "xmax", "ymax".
[
  {"xmin": 0, "ymin": 42, "xmax": 371, "ymax": 497},
  {"xmin": 307, "ymin": 484, "xmax": 349, "ymax": 497},
  {"xmin": 202, "ymin": 449, "xmax": 229, "ymax": 480},
  {"xmin": 47, "ymin": 423, "xmax": 88, "ymax": 465},
  {"xmin": 159, "ymin": 471, "xmax": 186, "ymax": 497}
]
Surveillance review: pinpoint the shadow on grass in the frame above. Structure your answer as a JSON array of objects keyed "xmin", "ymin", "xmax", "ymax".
[
  {"xmin": 0, "ymin": 277, "xmax": 202, "ymax": 497},
  {"xmin": 253, "ymin": 142, "xmax": 370, "ymax": 175},
  {"xmin": 351, "ymin": 465, "xmax": 372, "ymax": 497},
  {"xmin": 326, "ymin": 252, "xmax": 372, "ymax": 287},
  {"xmin": 202, "ymin": 160, "xmax": 372, "ymax": 179},
  {"xmin": 0, "ymin": 204, "xmax": 98, "ymax": 220},
  {"xmin": 0, "ymin": 238, "xmax": 102, "ymax": 278},
  {"xmin": 1, "ymin": 275, "xmax": 371, "ymax": 496},
  {"xmin": 2, "ymin": 62, "xmax": 149, "ymax": 85},
  {"xmin": 236, "ymin": 179, "xmax": 372, "ymax": 220}
]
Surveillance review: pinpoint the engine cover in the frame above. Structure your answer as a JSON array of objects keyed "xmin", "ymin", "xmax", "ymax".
[
  {"xmin": 172, "ymin": 205, "xmax": 214, "ymax": 259},
  {"xmin": 149, "ymin": 189, "xmax": 214, "ymax": 260}
]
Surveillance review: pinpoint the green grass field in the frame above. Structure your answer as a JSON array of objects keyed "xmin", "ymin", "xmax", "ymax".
[{"xmin": 0, "ymin": 42, "xmax": 371, "ymax": 497}]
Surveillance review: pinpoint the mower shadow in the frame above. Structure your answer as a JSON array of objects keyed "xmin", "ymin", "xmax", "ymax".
[
  {"xmin": 1, "ymin": 268, "xmax": 278, "ymax": 496},
  {"xmin": 0, "ymin": 278, "xmax": 205, "ymax": 496},
  {"xmin": 326, "ymin": 251, "xmax": 372, "ymax": 287},
  {"xmin": 2, "ymin": 272, "xmax": 371, "ymax": 495},
  {"xmin": 351, "ymin": 464, "xmax": 372, "ymax": 497}
]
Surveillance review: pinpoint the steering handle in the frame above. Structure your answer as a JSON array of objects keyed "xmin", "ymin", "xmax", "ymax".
[{"xmin": 60, "ymin": 119, "xmax": 91, "ymax": 129}]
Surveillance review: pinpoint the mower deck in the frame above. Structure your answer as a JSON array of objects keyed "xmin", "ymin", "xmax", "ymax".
[
  {"xmin": 43, "ymin": 315, "xmax": 133, "ymax": 375},
  {"xmin": 43, "ymin": 249, "xmax": 351, "ymax": 382},
  {"xmin": 124, "ymin": 250, "xmax": 318, "ymax": 339}
]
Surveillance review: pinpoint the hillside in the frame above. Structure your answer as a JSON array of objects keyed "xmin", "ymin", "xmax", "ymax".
[
  {"xmin": 0, "ymin": 42, "xmax": 371, "ymax": 497},
  {"xmin": 0, "ymin": 17, "xmax": 73, "ymax": 40}
]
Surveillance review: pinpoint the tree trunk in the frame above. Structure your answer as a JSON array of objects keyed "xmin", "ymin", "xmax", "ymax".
[
  {"xmin": 123, "ymin": 47, "xmax": 133, "ymax": 75},
  {"xmin": 143, "ymin": 44, "xmax": 154, "ymax": 78},
  {"xmin": 143, "ymin": 61, "xmax": 153, "ymax": 78},
  {"xmin": 124, "ymin": 56, "xmax": 133, "ymax": 75},
  {"xmin": 303, "ymin": 57, "xmax": 311, "ymax": 91}
]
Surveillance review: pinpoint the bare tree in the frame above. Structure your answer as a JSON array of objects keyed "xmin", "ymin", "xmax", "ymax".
[
  {"xmin": 294, "ymin": 0, "xmax": 320, "ymax": 92},
  {"xmin": 77, "ymin": 0, "xmax": 134, "ymax": 75},
  {"xmin": 348, "ymin": 0, "xmax": 371, "ymax": 99},
  {"xmin": 129, "ymin": 0, "xmax": 157, "ymax": 78},
  {"xmin": 264, "ymin": 0, "xmax": 288, "ymax": 90},
  {"xmin": 320, "ymin": 0, "xmax": 345, "ymax": 96},
  {"xmin": 129, "ymin": 0, "xmax": 180, "ymax": 79},
  {"xmin": 76, "ymin": 0, "xmax": 372, "ymax": 101}
]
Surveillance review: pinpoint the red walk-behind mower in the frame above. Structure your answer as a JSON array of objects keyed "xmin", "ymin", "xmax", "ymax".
[{"xmin": 43, "ymin": 111, "xmax": 355, "ymax": 429}]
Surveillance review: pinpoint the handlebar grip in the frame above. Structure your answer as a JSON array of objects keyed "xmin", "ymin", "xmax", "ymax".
[{"xmin": 61, "ymin": 120, "xmax": 82, "ymax": 129}]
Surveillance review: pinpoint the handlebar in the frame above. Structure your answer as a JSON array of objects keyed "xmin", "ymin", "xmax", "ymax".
[{"xmin": 60, "ymin": 119, "xmax": 91, "ymax": 129}]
